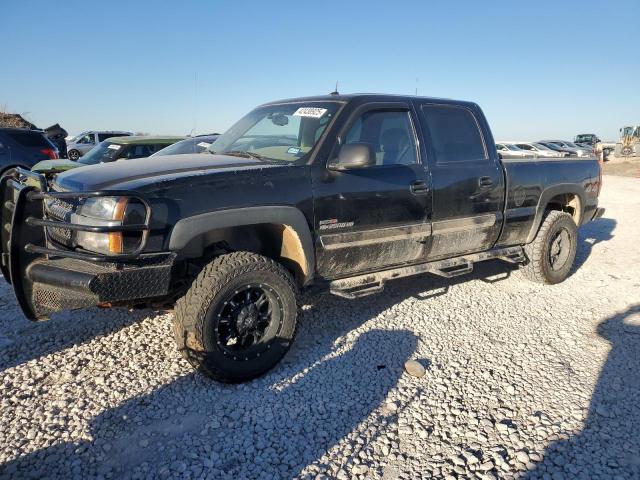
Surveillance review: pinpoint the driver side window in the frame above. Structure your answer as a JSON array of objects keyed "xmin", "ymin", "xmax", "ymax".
[{"xmin": 343, "ymin": 110, "xmax": 418, "ymax": 166}]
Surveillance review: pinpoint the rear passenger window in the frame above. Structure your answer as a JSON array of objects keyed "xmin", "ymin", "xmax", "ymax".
[
  {"xmin": 126, "ymin": 145, "xmax": 154, "ymax": 158},
  {"xmin": 420, "ymin": 105, "xmax": 487, "ymax": 163},
  {"xmin": 5, "ymin": 130, "xmax": 51, "ymax": 148}
]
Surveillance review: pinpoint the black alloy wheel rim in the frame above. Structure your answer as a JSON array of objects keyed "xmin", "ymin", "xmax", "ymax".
[
  {"xmin": 213, "ymin": 284, "xmax": 283, "ymax": 360},
  {"xmin": 549, "ymin": 227, "xmax": 571, "ymax": 271}
]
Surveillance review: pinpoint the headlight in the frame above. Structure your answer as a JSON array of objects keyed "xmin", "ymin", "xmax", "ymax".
[
  {"xmin": 79, "ymin": 197, "xmax": 121, "ymax": 219},
  {"xmin": 73, "ymin": 197, "xmax": 145, "ymax": 255}
]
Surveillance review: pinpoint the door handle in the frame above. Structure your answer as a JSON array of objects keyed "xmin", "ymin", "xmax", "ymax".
[
  {"xmin": 478, "ymin": 176, "xmax": 494, "ymax": 188},
  {"xmin": 410, "ymin": 181, "xmax": 429, "ymax": 195}
]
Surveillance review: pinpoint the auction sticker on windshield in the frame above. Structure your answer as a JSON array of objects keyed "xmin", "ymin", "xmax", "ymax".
[
  {"xmin": 293, "ymin": 107, "xmax": 327, "ymax": 118},
  {"xmin": 107, "ymin": 144, "xmax": 121, "ymax": 150}
]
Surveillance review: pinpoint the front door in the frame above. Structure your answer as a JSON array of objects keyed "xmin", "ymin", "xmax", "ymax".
[
  {"xmin": 416, "ymin": 103, "xmax": 505, "ymax": 260},
  {"xmin": 312, "ymin": 104, "xmax": 432, "ymax": 279},
  {"xmin": 76, "ymin": 133, "xmax": 97, "ymax": 154}
]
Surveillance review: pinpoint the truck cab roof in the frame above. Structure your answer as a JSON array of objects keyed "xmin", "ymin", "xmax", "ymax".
[{"xmin": 262, "ymin": 93, "xmax": 479, "ymax": 109}]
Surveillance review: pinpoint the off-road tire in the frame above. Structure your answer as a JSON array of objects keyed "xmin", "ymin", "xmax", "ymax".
[
  {"xmin": 520, "ymin": 210, "xmax": 577, "ymax": 285},
  {"xmin": 173, "ymin": 251, "xmax": 298, "ymax": 383},
  {"xmin": 68, "ymin": 149, "xmax": 80, "ymax": 160},
  {"xmin": 621, "ymin": 146, "xmax": 633, "ymax": 156}
]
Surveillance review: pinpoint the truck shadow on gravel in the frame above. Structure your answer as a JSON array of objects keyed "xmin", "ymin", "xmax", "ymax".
[
  {"xmin": 572, "ymin": 217, "xmax": 616, "ymax": 273},
  {"xmin": 523, "ymin": 304, "xmax": 640, "ymax": 479},
  {"xmin": 0, "ymin": 261, "xmax": 527, "ymax": 479},
  {"xmin": 1, "ymin": 280, "xmax": 433, "ymax": 479},
  {"xmin": 0, "ymin": 231, "xmax": 619, "ymax": 478}
]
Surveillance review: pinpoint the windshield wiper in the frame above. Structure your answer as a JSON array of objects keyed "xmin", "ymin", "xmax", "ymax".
[{"xmin": 220, "ymin": 150, "xmax": 265, "ymax": 160}]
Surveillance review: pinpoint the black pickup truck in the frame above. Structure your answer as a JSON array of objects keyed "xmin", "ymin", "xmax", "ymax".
[{"xmin": 0, "ymin": 94, "xmax": 604, "ymax": 382}]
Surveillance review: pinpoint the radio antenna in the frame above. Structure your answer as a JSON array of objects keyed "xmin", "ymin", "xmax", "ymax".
[{"xmin": 330, "ymin": 81, "xmax": 339, "ymax": 95}]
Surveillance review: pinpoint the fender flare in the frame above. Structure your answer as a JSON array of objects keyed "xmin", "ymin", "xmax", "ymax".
[
  {"xmin": 169, "ymin": 206, "xmax": 315, "ymax": 284},
  {"xmin": 526, "ymin": 183, "xmax": 585, "ymax": 243}
]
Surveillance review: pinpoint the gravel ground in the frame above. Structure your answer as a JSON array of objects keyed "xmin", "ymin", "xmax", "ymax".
[
  {"xmin": 603, "ymin": 157, "xmax": 640, "ymax": 178},
  {"xmin": 1, "ymin": 175, "xmax": 639, "ymax": 480}
]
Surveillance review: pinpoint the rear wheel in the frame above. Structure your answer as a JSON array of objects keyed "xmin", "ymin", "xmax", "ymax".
[
  {"xmin": 520, "ymin": 211, "xmax": 577, "ymax": 285},
  {"xmin": 68, "ymin": 149, "xmax": 80, "ymax": 160},
  {"xmin": 173, "ymin": 251, "xmax": 298, "ymax": 383}
]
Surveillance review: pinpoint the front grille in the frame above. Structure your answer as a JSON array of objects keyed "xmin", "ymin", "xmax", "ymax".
[{"xmin": 44, "ymin": 197, "xmax": 75, "ymax": 247}]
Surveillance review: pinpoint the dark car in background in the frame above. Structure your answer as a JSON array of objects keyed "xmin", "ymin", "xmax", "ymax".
[
  {"xmin": 575, "ymin": 133, "xmax": 600, "ymax": 146},
  {"xmin": 0, "ymin": 128, "xmax": 58, "ymax": 175},
  {"xmin": 151, "ymin": 134, "xmax": 219, "ymax": 157}
]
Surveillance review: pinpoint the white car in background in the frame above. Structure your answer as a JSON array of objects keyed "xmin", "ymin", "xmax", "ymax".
[
  {"xmin": 514, "ymin": 142, "xmax": 566, "ymax": 158},
  {"xmin": 496, "ymin": 142, "xmax": 536, "ymax": 159}
]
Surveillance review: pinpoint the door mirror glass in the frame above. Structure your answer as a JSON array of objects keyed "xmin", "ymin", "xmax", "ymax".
[{"xmin": 327, "ymin": 143, "xmax": 376, "ymax": 171}]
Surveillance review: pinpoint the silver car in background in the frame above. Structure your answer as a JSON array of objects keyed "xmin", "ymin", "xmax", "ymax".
[
  {"xmin": 496, "ymin": 142, "xmax": 536, "ymax": 159},
  {"xmin": 514, "ymin": 142, "xmax": 566, "ymax": 158},
  {"xmin": 66, "ymin": 130, "xmax": 132, "ymax": 160},
  {"xmin": 539, "ymin": 140, "xmax": 591, "ymax": 157}
]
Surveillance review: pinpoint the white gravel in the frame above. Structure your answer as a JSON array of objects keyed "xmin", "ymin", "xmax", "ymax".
[{"xmin": 1, "ymin": 175, "xmax": 639, "ymax": 479}]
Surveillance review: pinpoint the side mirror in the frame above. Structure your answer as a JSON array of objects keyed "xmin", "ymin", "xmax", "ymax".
[{"xmin": 327, "ymin": 143, "xmax": 376, "ymax": 171}]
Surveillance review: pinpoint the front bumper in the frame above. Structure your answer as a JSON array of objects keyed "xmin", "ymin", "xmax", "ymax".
[
  {"xmin": 1, "ymin": 168, "xmax": 174, "ymax": 320},
  {"xmin": 25, "ymin": 254, "xmax": 175, "ymax": 318}
]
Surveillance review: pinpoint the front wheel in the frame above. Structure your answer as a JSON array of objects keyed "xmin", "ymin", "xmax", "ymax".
[
  {"xmin": 520, "ymin": 211, "xmax": 577, "ymax": 285},
  {"xmin": 68, "ymin": 149, "xmax": 80, "ymax": 160},
  {"xmin": 621, "ymin": 146, "xmax": 633, "ymax": 156},
  {"xmin": 173, "ymin": 251, "xmax": 298, "ymax": 383}
]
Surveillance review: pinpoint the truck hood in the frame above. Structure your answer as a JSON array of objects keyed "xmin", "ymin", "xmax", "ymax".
[{"xmin": 52, "ymin": 154, "xmax": 282, "ymax": 191}]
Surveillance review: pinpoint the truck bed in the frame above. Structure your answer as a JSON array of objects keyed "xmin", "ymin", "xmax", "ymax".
[{"xmin": 497, "ymin": 157, "xmax": 601, "ymax": 247}]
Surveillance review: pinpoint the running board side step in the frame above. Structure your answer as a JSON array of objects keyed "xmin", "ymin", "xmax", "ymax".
[{"xmin": 329, "ymin": 246, "xmax": 525, "ymax": 299}]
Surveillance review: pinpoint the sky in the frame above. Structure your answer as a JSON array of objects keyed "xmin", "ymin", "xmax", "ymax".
[{"xmin": 1, "ymin": 0, "xmax": 639, "ymax": 141}]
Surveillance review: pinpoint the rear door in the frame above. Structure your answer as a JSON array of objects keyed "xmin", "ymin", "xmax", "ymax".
[
  {"xmin": 416, "ymin": 103, "xmax": 505, "ymax": 260},
  {"xmin": 312, "ymin": 102, "xmax": 432, "ymax": 279}
]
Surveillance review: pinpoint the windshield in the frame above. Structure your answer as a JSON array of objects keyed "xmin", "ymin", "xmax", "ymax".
[
  {"xmin": 208, "ymin": 102, "xmax": 340, "ymax": 162},
  {"xmin": 78, "ymin": 141, "xmax": 123, "ymax": 165},
  {"xmin": 564, "ymin": 141, "xmax": 579, "ymax": 148},
  {"xmin": 505, "ymin": 144, "xmax": 522, "ymax": 151},
  {"xmin": 152, "ymin": 136, "xmax": 218, "ymax": 156}
]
